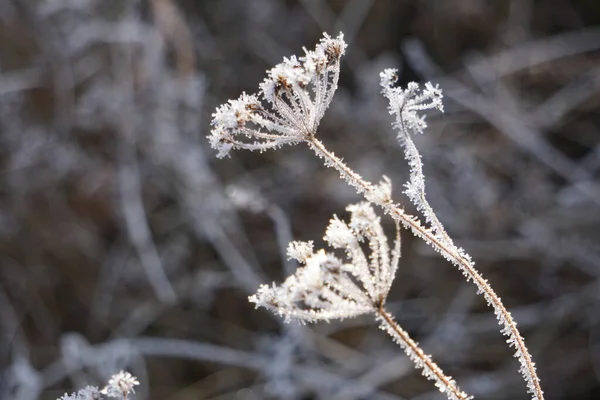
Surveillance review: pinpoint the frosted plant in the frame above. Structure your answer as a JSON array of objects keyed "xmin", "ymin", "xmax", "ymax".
[
  {"xmin": 100, "ymin": 371, "xmax": 139, "ymax": 399},
  {"xmin": 58, "ymin": 371, "xmax": 139, "ymax": 400},
  {"xmin": 251, "ymin": 202, "xmax": 470, "ymax": 400},
  {"xmin": 210, "ymin": 33, "xmax": 544, "ymax": 400},
  {"xmin": 58, "ymin": 387, "xmax": 101, "ymax": 400}
]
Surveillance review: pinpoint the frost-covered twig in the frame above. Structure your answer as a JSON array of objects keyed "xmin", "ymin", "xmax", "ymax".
[
  {"xmin": 377, "ymin": 72, "xmax": 544, "ymax": 399},
  {"xmin": 378, "ymin": 69, "xmax": 450, "ymax": 245}
]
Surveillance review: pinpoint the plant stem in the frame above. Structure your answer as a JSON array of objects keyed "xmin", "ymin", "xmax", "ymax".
[{"xmin": 377, "ymin": 306, "xmax": 471, "ymax": 400}]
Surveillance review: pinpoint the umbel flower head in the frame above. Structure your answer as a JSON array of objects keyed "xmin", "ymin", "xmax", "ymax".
[
  {"xmin": 209, "ymin": 33, "xmax": 347, "ymax": 158},
  {"xmin": 249, "ymin": 202, "xmax": 400, "ymax": 323}
]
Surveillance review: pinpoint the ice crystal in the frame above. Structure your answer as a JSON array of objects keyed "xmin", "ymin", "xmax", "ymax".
[{"xmin": 286, "ymin": 240, "xmax": 314, "ymax": 263}]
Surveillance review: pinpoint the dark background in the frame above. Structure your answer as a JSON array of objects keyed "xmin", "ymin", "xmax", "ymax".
[{"xmin": 1, "ymin": 0, "xmax": 600, "ymax": 399}]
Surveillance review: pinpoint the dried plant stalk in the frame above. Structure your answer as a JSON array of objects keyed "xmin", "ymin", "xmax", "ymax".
[{"xmin": 209, "ymin": 32, "xmax": 544, "ymax": 400}]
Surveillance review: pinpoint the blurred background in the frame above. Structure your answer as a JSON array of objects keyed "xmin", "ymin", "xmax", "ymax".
[{"xmin": 1, "ymin": 0, "xmax": 599, "ymax": 399}]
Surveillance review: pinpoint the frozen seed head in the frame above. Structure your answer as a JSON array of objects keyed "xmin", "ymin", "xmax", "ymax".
[
  {"xmin": 249, "ymin": 202, "xmax": 400, "ymax": 323},
  {"xmin": 100, "ymin": 370, "xmax": 139, "ymax": 399},
  {"xmin": 209, "ymin": 33, "xmax": 347, "ymax": 158}
]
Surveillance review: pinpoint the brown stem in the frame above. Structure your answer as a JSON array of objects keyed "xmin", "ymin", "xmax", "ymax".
[{"xmin": 377, "ymin": 306, "xmax": 470, "ymax": 400}]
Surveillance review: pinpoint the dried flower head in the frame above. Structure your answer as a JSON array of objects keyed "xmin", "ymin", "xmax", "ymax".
[
  {"xmin": 209, "ymin": 33, "xmax": 347, "ymax": 158},
  {"xmin": 100, "ymin": 370, "xmax": 139, "ymax": 399},
  {"xmin": 249, "ymin": 202, "xmax": 400, "ymax": 323}
]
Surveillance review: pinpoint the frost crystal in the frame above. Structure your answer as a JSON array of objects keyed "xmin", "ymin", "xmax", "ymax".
[
  {"xmin": 209, "ymin": 33, "xmax": 347, "ymax": 158},
  {"xmin": 286, "ymin": 240, "xmax": 314, "ymax": 263}
]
